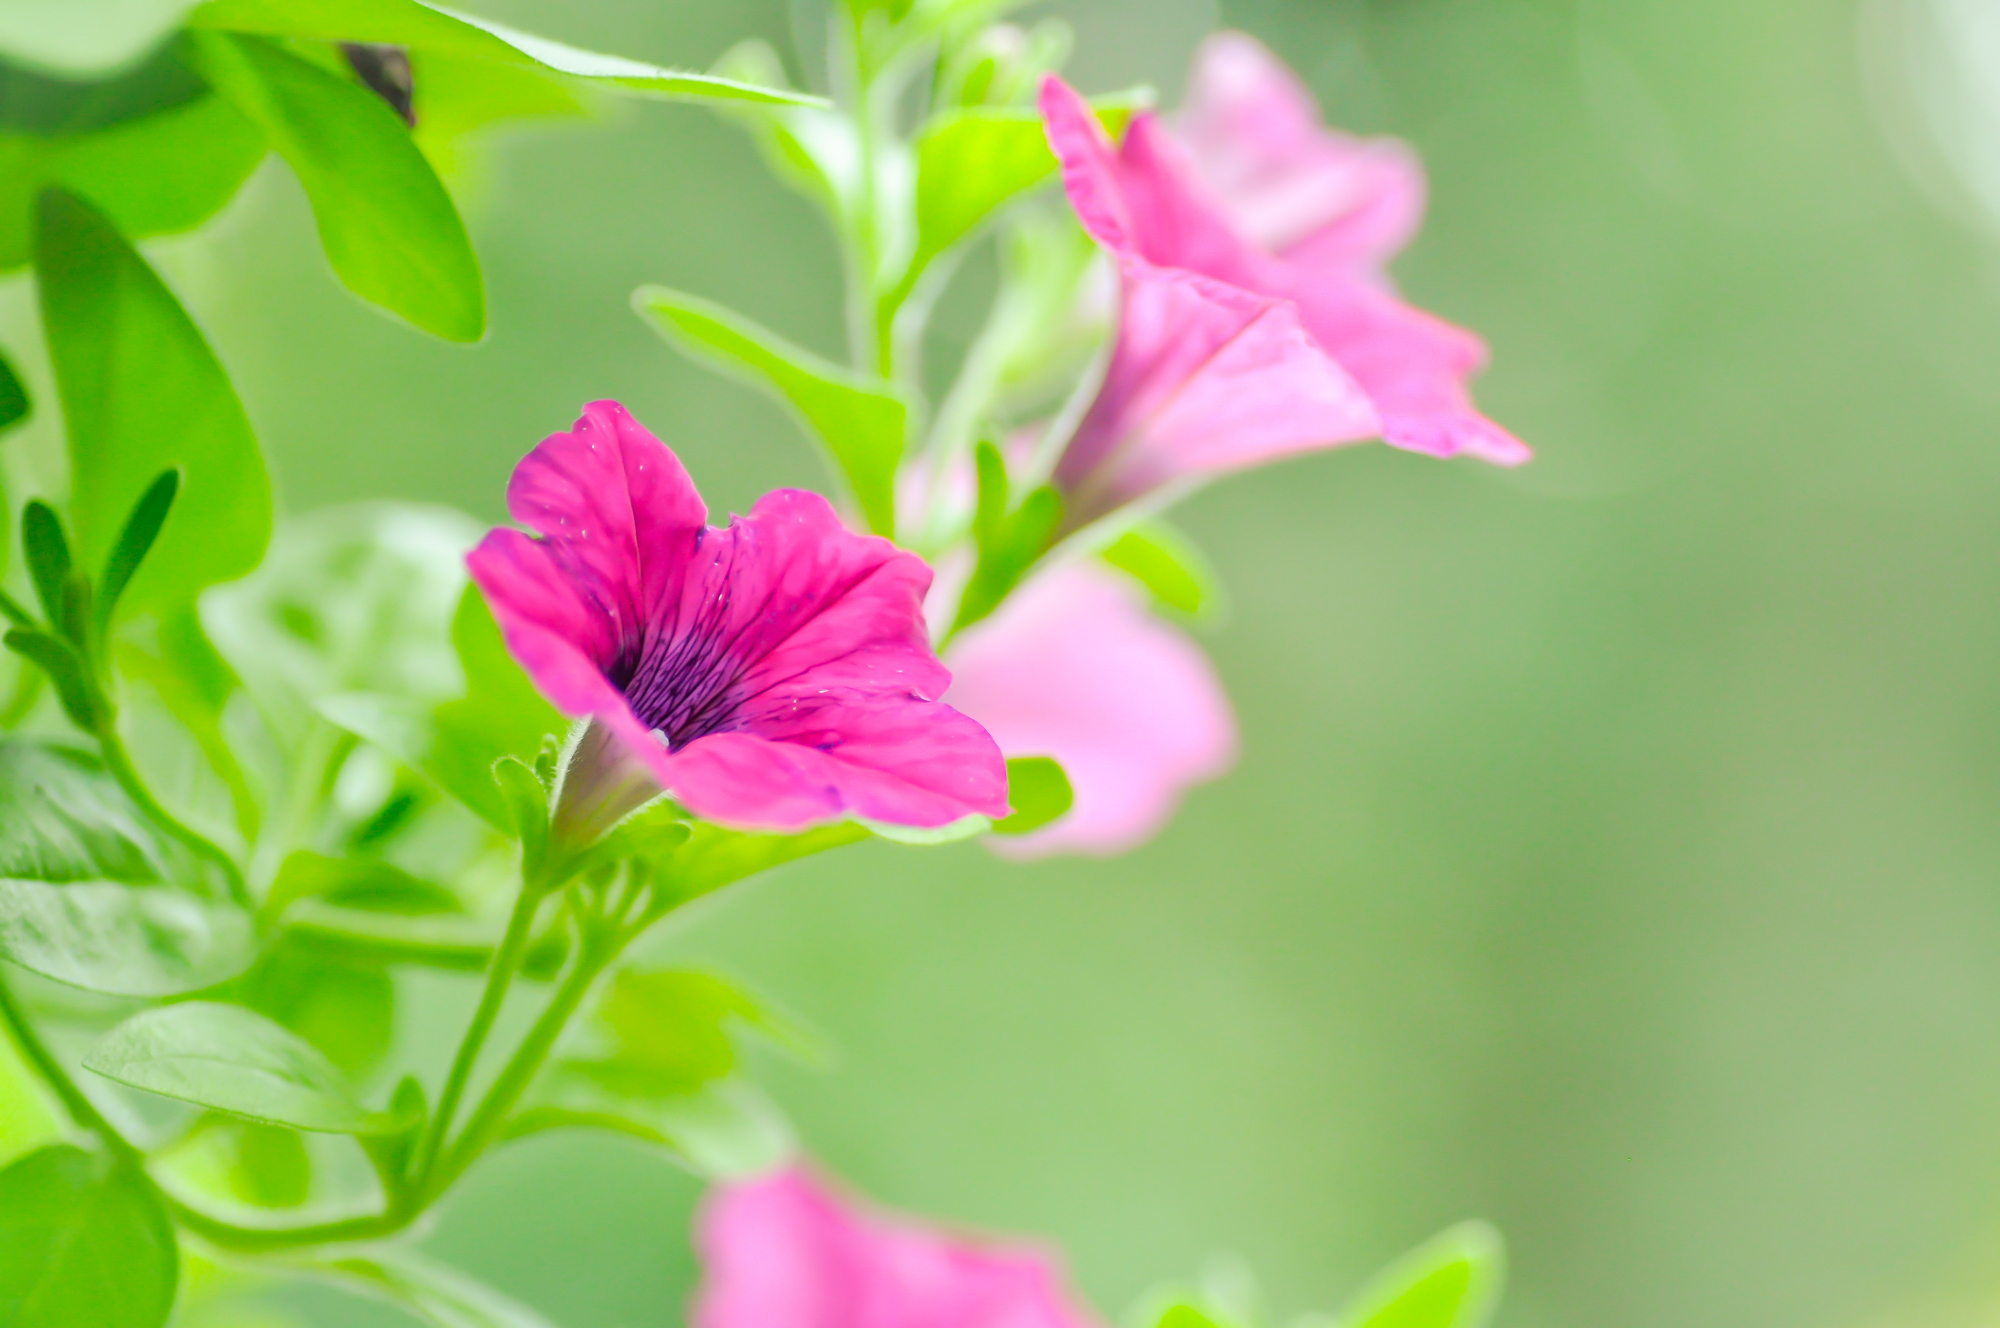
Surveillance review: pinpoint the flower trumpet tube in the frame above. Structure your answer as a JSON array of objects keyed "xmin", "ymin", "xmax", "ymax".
[{"xmin": 467, "ymin": 400, "xmax": 1009, "ymax": 836}]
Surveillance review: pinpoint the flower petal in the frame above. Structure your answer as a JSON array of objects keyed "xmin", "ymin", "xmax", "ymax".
[
  {"xmin": 946, "ymin": 563, "xmax": 1236, "ymax": 858},
  {"xmin": 1179, "ymin": 31, "xmax": 1427, "ymax": 268},
  {"xmin": 694, "ymin": 1165, "xmax": 1100, "ymax": 1328},
  {"xmin": 1056, "ymin": 260, "xmax": 1379, "ymax": 527}
]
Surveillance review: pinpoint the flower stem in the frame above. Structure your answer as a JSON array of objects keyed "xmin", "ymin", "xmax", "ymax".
[
  {"xmin": 429, "ymin": 925, "xmax": 621, "ymax": 1196},
  {"xmin": 93, "ymin": 715, "xmax": 250, "ymax": 911},
  {"xmin": 0, "ymin": 971, "xmax": 139, "ymax": 1164},
  {"xmin": 412, "ymin": 881, "xmax": 544, "ymax": 1184}
]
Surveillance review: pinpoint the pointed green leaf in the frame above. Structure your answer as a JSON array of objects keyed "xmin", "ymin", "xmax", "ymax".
[
  {"xmin": 658, "ymin": 820, "xmax": 868, "ymax": 906},
  {"xmin": 187, "ymin": 0, "xmax": 823, "ymax": 107},
  {"xmin": 952, "ymin": 443, "xmax": 1062, "ymax": 634},
  {"xmin": 1101, "ymin": 521, "xmax": 1222, "ymax": 620},
  {"xmin": 19, "ymin": 500, "xmax": 70, "ymax": 625},
  {"xmin": 0, "ymin": 879, "xmax": 253, "ymax": 995},
  {"xmin": 96, "ymin": 468, "xmax": 180, "ymax": 632},
  {"xmin": 3, "ymin": 629, "xmax": 101, "ymax": 729},
  {"xmin": 993, "ymin": 756, "xmax": 1071, "ymax": 836},
  {"xmin": 427, "ymin": 586, "xmax": 566, "ymax": 830},
  {"xmin": 1341, "ymin": 1223, "xmax": 1505, "ymax": 1328},
  {"xmin": 34, "ymin": 186, "xmax": 270, "ymax": 612},
  {"xmin": 85, "ymin": 1001, "xmax": 416, "ymax": 1134},
  {"xmin": 634, "ymin": 287, "xmax": 906, "ymax": 535},
  {"xmin": 187, "ymin": 31, "xmax": 484, "ymax": 341},
  {"xmin": 0, "ymin": 1144, "xmax": 177, "ymax": 1328},
  {"xmin": 265, "ymin": 850, "xmax": 459, "ymax": 919},
  {"xmin": 0, "ymin": 88, "xmax": 267, "ymax": 273},
  {"xmin": 0, "ymin": 346, "xmax": 27, "ymax": 432}
]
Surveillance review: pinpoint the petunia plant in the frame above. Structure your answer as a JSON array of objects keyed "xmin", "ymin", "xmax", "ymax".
[{"xmin": 0, "ymin": 2, "xmax": 1525, "ymax": 1327}]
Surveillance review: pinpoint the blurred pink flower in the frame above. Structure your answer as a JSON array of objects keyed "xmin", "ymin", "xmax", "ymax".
[
  {"xmin": 946, "ymin": 563, "xmax": 1236, "ymax": 858},
  {"xmin": 693, "ymin": 1164, "xmax": 1100, "ymax": 1328},
  {"xmin": 1175, "ymin": 31, "xmax": 1426, "ymax": 273},
  {"xmin": 467, "ymin": 400, "xmax": 1008, "ymax": 834},
  {"xmin": 1038, "ymin": 65, "xmax": 1526, "ymax": 522}
]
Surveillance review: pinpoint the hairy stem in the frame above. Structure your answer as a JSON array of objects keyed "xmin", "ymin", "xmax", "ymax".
[{"xmin": 413, "ymin": 882, "xmax": 544, "ymax": 1183}]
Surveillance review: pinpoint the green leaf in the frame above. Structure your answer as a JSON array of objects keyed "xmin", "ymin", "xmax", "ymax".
[
  {"xmin": 236, "ymin": 938, "xmax": 397, "ymax": 1076},
  {"xmin": 85, "ymin": 1001, "xmax": 416, "ymax": 1134},
  {"xmin": 186, "ymin": 32, "xmax": 485, "ymax": 341},
  {"xmin": 0, "ymin": 0, "xmax": 200, "ymax": 77},
  {"xmin": 0, "ymin": 88, "xmax": 267, "ymax": 273},
  {"xmin": 34, "ymin": 186, "xmax": 271, "ymax": 613},
  {"xmin": 993, "ymin": 756, "xmax": 1071, "ymax": 836},
  {"xmin": 0, "ymin": 345, "xmax": 26, "ymax": 433},
  {"xmin": 1101, "ymin": 522, "xmax": 1222, "ymax": 620},
  {"xmin": 901, "ymin": 96, "xmax": 1141, "ymax": 294},
  {"xmin": 428, "ymin": 585, "xmax": 566, "ymax": 830},
  {"xmin": 187, "ymin": 0, "xmax": 824, "ymax": 107},
  {"xmin": 634, "ymin": 286, "xmax": 906, "ymax": 535},
  {"xmin": 1341, "ymin": 1223, "xmax": 1505, "ymax": 1328},
  {"xmin": 658, "ymin": 820, "xmax": 868, "ymax": 906},
  {"xmin": 0, "ymin": 879, "xmax": 253, "ymax": 995},
  {"xmin": 571, "ymin": 968, "xmax": 818, "ymax": 1100},
  {"xmin": 3, "ymin": 628, "xmax": 101, "ymax": 729},
  {"xmin": 0, "ymin": 1144, "xmax": 177, "ymax": 1328},
  {"xmin": 265, "ymin": 849, "xmax": 459, "ymax": 919},
  {"xmin": 0, "ymin": 740, "xmax": 191, "ymax": 884},
  {"xmin": 96, "ymin": 468, "xmax": 180, "ymax": 632},
  {"xmin": 510, "ymin": 1075, "xmax": 792, "ymax": 1179},
  {"xmin": 202, "ymin": 502, "xmax": 482, "ymax": 750},
  {"xmin": 19, "ymin": 500, "xmax": 71, "ymax": 625},
  {"xmin": 951, "ymin": 442, "xmax": 1062, "ymax": 635},
  {"xmin": 1154, "ymin": 1307, "xmax": 1226, "ymax": 1328},
  {"xmin": 407, "ymin": 45, "xmax": 587, "ymax": 182},
  {"xmin": 210, "ymin": 1116, "xmax": 312, "ymax": 1208},
  {"xmin": 0, "ymin": 45, "xmax": 206, "ymax": 136},
  {"xmin": 293, "ymin": 1248, "xmax": 557, "ymax": 1328}
]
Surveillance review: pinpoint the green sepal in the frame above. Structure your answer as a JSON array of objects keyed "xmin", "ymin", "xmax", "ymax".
[
  {"xmin": 95, "ymin": 468, "xmax": 180, "ymax": 637},
  {"xmin": 19, "ymin": 499, "xmax": 71, "ymax": 626},
  {"xmin": 992, "ymin": 756, "xmax": 1072, "ymax": 836},
  {"xmin": 493, "ymin": 754, "xmax": 551, "ymax": 882}
]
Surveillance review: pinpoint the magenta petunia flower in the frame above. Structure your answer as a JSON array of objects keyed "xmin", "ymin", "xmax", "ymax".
[
  {"xmin": 467, "ymin": 401, "xmax": 1009, "ymax": 834},
  {"xmin": 946, "ymin": 563, "xmax": 1236, "ymax": 858},
  {"xmin": 1038, "ymin": 70, "xmax": 1526, "ymax": 523},
  {"xmin": 693, "ymin": 1164, "xmax": 1100, "ymax": 1328}
]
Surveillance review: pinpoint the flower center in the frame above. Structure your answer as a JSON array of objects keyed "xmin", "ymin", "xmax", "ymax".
[{"xmin": 615, "ymin": 622, "xmax": 748, "ymax": 751}]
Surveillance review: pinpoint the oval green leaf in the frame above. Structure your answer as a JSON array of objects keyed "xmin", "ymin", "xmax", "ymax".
[
  {"xmin": 34, "ymin": 186, "xmax": 271, "ymax": 614},
  {"xmin": 0, "ymin": 1144, "xmax": 178, "ymax": 1328},
  {"xmin": 0, "ymin": 878, "xmax": 253, "ymax": 996},
  {"xmin": 187, "ymin": 31, "xmax": 484, "ymax": 341},
  {"xmin": 86, "ymin": 1001, "xmax": 416, "ymax": 1134},
  {"xmin": 1341, "ymin": 1222, "xmax": 1506, "ymax": 1328},
  {"xmin": 993, "ymin": 756, "xmax": 1072, "ymax": 836}
]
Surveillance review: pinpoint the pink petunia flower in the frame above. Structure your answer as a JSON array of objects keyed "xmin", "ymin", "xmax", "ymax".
[
  {"xmin": 1175, "ymin": 31, "xmax": 1426, "ymax": 274},
  {"xmin": 693, "ymin": 1164, "xmax": 1101, "ymax": 1328},
  {"xmin": 467, "ymin": 401, "xmax": 1009, "ymax": 835},
  {"xmin": 945, "ymin": 563, "xmax": 1236, "ymax": 858},
  {"xmin": 1037, "ymin": 67, "xmax": 1526, "ymax": 527}
]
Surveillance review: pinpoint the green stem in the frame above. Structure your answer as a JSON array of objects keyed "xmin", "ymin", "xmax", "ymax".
[
  {"xmin": 412, "ymin": 883, "xmax": 543, "ymax": 1183},
  {"xmin": 169, "ymin": 1198, "xmax": 409, "ymax": 1254},
  {"xmin": 429, "ymin": 927, "xmax": 620, "ymax": 1196},
  {"xmin": 94, "ymin": 716, "xmax": 250, "ymax": 910},
  {"xmin": 0, "ymin": 971, "xmax": 139, "ymax": 1162}
]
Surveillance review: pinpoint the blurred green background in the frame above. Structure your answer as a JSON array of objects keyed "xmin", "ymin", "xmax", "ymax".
[{"xmin": 18, "ymin": 0, "xmax": 2000, "ymax": 1325}]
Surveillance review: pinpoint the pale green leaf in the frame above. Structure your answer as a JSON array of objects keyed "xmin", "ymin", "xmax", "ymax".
[
  {"xmin": 0, "ymin": 0, "xmax": 198, "ymax": 77},
  {"xmin": 35, "ymin": 186, "xmax": 271, "ymax": 613},
  {"xmin": 85, "ymin": 1001, "xmax": 415, "ymax": 1133},
  {"xmin": 0, "ymin": 740, "xmax": 189, "ymax": 885},
  {"xmin": 657, "ymin": 820, "xmax": 868, "ymax": 906},
  {"xmin": 993, "ymin": 756, "xmax": 1071, "ymax": 836},
  {"xmin": 1101, "ymin": 521, "xmax": 1222, "ymax": 620},
  {"xmin": 0, "ymin": 878, "xmax": 253, "ymax": 995},
  {"xmin": 634, "ymin": 286, "xmax": 906, "ymax": 535},
  {"xmin": 511, "ymin": 1075, "xmax": 793, "ymax": 1180},
  {"xmin": 1341, "ymin": 1223, "xmax": 1505, "ymax": 1328},
  {"xmin": 187, "ymin": 31, "xmax": 484, "ymax": 340},
  {"xmin": 292, "ymin": 1248, "xmax": 556, "ymax": 1328},
  {"xmin": 186, "ymin": 0, "xmax": 823, "ymax": 107},
  {"xmin": 0, "ymin": 1144, "xmax": 177, "ymax": 1328}
]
